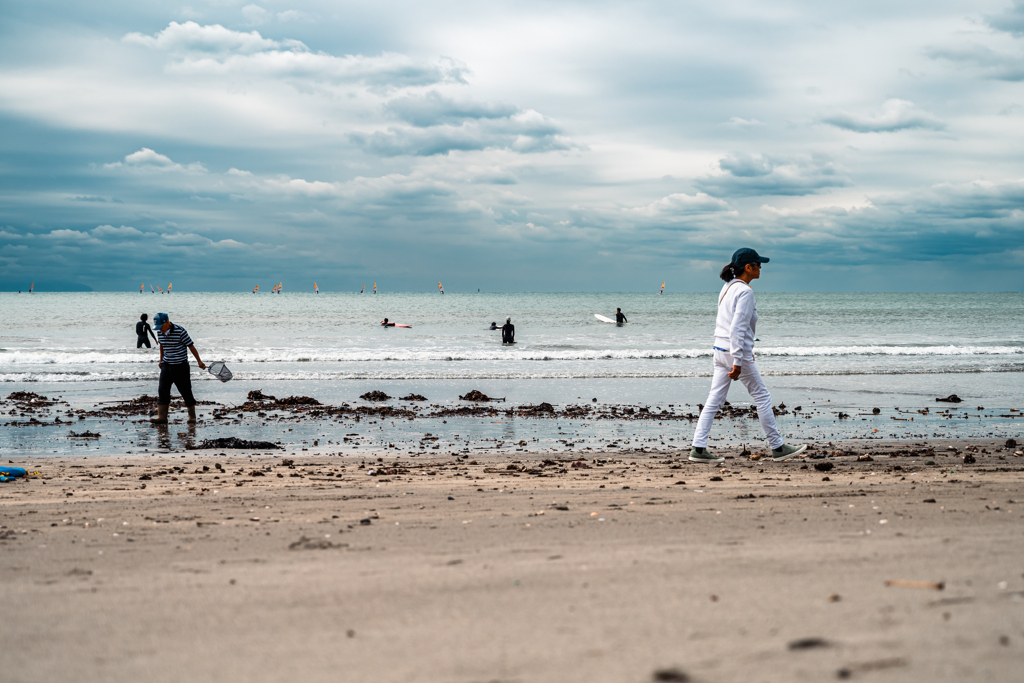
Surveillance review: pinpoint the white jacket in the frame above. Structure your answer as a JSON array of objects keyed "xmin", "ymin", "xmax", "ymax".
[{"xmin": 714, "ymin": 279, "xmax": 756, "ymax": 366}]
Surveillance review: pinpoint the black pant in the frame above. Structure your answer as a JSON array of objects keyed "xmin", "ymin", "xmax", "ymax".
[
  {"xmin": 158, "ymin": 363, "xmax": 196, "ymax": 406},
  {"xmin": 137, "ymin": 336, "xmax": 151, "ymax": 348}
]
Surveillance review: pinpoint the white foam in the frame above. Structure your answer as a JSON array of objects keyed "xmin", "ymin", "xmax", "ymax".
[{"xmin": 1, "ymin": 344, "xmax": 1020, "ymax": 366}]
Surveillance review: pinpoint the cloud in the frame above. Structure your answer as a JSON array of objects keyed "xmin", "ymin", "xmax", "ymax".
[
  {"xmin": 124, "ymin": 21, "xmax": 467, "ymax": 88},
  {"xmin": 694, "ymin": 153, "xmax": 849, "ymax": 197},
  {"xmin": 926, "ymin": 44, "xmax": 1024, "ymax": 81},
  {"xmin": 277, "ymin": 10, "xmax": 315, "ymax": 22},
  {"xmin": 723, "ymin": 117, "xmax": 763, "ymax": 127},
  {"xmin": 260, "ymin": 172, "xmax": 454, "ymax": 207},
  {"xmin": 103, "ymin": 148, "xmax": 207, "ymax": 173},
  {"xmin": 123, "ymin": 21, "xmax": 287, "ymax": 54},
  {"xmin": 875, "ymin": 178, "xmax": 1024, "ymax": 220},
  {"xmin": 91, "ymin": 225, "xmax": 145, "ymax": 239},
  {"xmin": 821, "ymin": 99, "xmax": 944, "ymax": 133},
  {"xmin": 352, "ymin": 110, "xmax": 572, "ymax": 156},
  {"xmin": 986, "ymin": 1, "xmax": 1024, "ymax": 37},
  {"xmin": 749, "ymin": 179, "xmax": 1024, "ymax": 265},
  {"xmin": 124, "ymin": 148, "xmax": 175, "ymax": 167},
  {"xmin": 41, "ymin": 229, "xmax": 97, "ymax": 242},
  {"xmin": 242, "ymin": 5, "xmax": 271, "ymax": 27},
  {"xmin": 627, "ymin": 192, "xmax": 734, "ymax": 218},
  {"xmin": 385, "ymin": 92, "xmax": 519, "ymax": 127}
]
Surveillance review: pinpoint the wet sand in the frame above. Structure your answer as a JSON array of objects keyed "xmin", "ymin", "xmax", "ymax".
[{"xmin": 2, "ymin": 440, "xmax": 1022, "ymax": 682}]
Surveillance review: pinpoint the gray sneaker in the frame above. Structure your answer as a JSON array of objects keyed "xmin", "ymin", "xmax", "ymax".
[
  {"xmin": 770, "ymin": 444, "xmax": 808, "ymax": 461},
  {"xmin": 689, "ymin": 446, "xmax": 724, "ymax": 463}
]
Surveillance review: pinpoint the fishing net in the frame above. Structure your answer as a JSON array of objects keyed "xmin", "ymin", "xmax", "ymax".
[{"xmin": 207, "ymin": 361, "xmax": 233, "ymax": 383}]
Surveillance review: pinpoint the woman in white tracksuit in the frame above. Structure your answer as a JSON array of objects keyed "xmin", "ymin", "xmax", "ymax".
[{"xmin": 689, "ymin": 248, "xmax": 807, "ymax": 463}]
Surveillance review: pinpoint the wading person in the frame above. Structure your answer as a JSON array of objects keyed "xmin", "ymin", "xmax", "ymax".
[
  {"xmin": 689, "ymin": 248, "xmax": 806, "ymax": 463},
  {"xmin": 136, "ymin": 313, "xmax": 157, "ymax": 349},
  {"xmin": 150, "ymin": 312, "xmax": 206, "ymax": 424},
  {"xmin": 501, "ymin": 317, "xmax": 515, "ymax": 344}
]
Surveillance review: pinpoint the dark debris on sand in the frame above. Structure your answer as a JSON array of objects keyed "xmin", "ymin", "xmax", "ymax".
[
  {"xmin": 86, "ymin": 395, "xmax": 219, "ymax": 418},
  {"xmin": 360, "ymin": 390, "xmax": 391, "ymax": 402},
  {"xmin": 460, "ymin": 390, "xmax": 504, "ymax": 402},
  {"xmin": 7, "ymin": 391, "xmax": 59, "ymax": 405},
  {"xmin": 247, "ymin": 390, "xmax": 276, "ymax": 401},
  {"xmin": 190, "ymin": 437, "xmax": 282, "ymax": 450}
]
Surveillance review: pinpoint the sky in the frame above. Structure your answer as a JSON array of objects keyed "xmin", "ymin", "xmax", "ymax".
[{"xmin": 1, "ymin": 0, "xmax": 1023, "ymax": 292}]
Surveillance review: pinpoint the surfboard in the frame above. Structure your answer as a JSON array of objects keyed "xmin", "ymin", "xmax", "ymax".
[
  {"xmin": 594, "ymin": 314, "xmax": 616, "ymax": 323},
  {"xmin": 381, "ymin": 322, "xmax": 412, "ymax": 328}
]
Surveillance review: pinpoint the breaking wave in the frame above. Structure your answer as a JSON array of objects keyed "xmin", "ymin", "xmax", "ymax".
[{"xmin": 1, "ymin": 344, "xmax": 1021, "ymax": 366}]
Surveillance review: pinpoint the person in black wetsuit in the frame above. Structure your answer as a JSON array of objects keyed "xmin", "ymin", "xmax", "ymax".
[
  {"xmin": 136, "ymin": 313, "xmax": 157, "ymax": 348},
  {"xmin": 501, "ymin": 317, "xmax": 515, "ymax": 343},
  {"xmin": 381, "ymin": 318, "xmax": 396, "ymax": 327},
  {"xmin": 616, "ymin": 308, "xmax": 627, "ymax": 325}
]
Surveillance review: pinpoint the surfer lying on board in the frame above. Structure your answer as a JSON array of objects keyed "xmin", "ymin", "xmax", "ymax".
[
  {"xmin": 501, "ymin": 317, "xmax": 515, "ymax": 344},
  {"xmin": 381, "ymin": 318, "xmax": 395, "ymax": 327},
  {"xmin": 616, "ymin": 308, "xmax": 627, "ymax": 324}
]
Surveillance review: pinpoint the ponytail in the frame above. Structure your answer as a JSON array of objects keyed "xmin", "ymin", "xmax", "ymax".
[{"xmin": 719, "ymin": 263, "xmax": 740, "ymax": 282}]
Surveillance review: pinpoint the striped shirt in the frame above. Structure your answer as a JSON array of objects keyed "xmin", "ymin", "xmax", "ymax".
[{"xmin": 157, "ymin": 324, "xmax": 194, "ymax": 364}]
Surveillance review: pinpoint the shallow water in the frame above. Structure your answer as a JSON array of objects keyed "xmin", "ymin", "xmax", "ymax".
[{"xmin": 1, "ymin": 291, "xmax": 1022, "ymax": 457}]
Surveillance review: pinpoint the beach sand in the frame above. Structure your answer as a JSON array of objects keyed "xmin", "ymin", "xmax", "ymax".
[{"xmin": 2, "ymin": 440, "xmax": 1022, "ymax": 682}]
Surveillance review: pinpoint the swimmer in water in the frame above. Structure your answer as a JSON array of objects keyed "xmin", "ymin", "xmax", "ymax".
[
  {"xmin": 489, "ymin": 321, "xmax": 498, "ymax": 330},
  {"xmin": 381, "ymin": 318, "xmax": 396, "ymax": 327}
]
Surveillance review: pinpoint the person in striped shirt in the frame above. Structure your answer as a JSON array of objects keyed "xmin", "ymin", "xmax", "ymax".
[{"xmin": 150, "ymin": 312, "xmax": 206, "ymax": 424}]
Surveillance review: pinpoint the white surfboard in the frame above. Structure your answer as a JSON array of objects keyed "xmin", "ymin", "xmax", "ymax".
[{"xmin": 594, "ymin": 314, "xmax": 616, "ymax": 323}]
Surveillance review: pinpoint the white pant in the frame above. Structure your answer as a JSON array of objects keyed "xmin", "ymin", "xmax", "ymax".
[{"xmin": 691, "ymin": 349, "xmax": 783, "ymax": 450}]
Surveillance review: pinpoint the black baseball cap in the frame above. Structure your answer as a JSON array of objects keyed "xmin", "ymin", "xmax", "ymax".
[{"xmin": 732, "ymin": 248, "xmax": 769, "ymax": 267}]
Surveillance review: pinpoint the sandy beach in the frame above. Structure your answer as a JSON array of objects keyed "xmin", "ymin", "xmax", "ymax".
[{"xmin": 3, "ymin": 439, "xmax": 1022, "ymax": 682}]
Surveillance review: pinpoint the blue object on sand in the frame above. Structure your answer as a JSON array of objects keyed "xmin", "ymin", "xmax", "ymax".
[{"xmin": 0, "ymin": 466, "xmax": 28, "ymax": 482}]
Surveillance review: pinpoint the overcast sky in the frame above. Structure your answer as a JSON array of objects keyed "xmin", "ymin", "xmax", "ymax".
[{"xmin": 2, "ymin": 0, "xmax": 1023, "ymax": 292}]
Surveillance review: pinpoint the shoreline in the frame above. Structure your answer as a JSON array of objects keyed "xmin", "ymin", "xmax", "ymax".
[
  {"xmin": 2, "ymin": 438, "xmax": 1022, "ymax": 682},
  {"xmin": 3, "ymin": 388, "xmax": 1022, "ymax": 460}
]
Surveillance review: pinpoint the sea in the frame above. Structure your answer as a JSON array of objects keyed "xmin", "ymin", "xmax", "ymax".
[{"xmin": 2, "ymin": 291, "xmax": 1022, "ymax": 458}]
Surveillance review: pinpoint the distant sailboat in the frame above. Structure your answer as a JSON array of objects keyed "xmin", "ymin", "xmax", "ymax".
[
  {"xmin": 438, "ymin": 282, "xmax": 444, "ymax": 294},
  {"xmin": 313, "ymin": 282, "xmax": 319, "ymax": 294},
  {"xmin": 360, "ymin": 284, "xmax": 365, "ymax": 294},
  {"xmin": 659, "ymin": 282, "xmax": 665, "ymax": 295},
  {"xmin": 253, "ymin": 285, "xmax": 259, "ymax": 294},
  {"xmin": 157, "ymin": 285, "xmax": 164, "ymax": 294},
  {"xmin": 167, "ymin": 282, "xmax": 172, "ymax": 294},
  {"xmin": 373, "ymin": 282, "xmax": 377, "ymax": 294},
  {"xmin": 140, "ymin": 283, "xmax": 144, "ymax": 294},
  {"xmin": 29, "ymin": 282, "xmax": 34, "ymax": 294},
  {"xmin": 277, "ymin": 282, "xmax": 282, "ymax": 294},
  {"xmin": 150, "ymin": 284, "xmax": 155, "ymax": 293}
]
